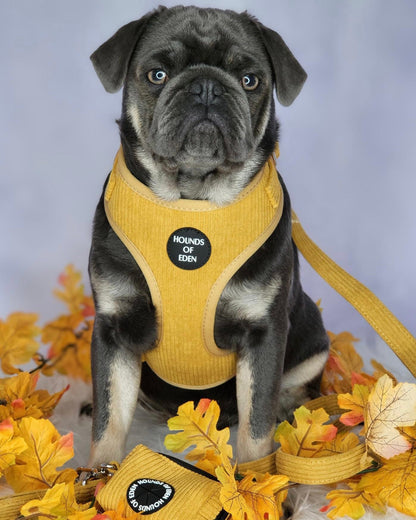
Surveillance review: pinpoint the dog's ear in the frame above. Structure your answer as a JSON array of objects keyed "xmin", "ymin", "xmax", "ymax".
[
  {"xmin": 90, "ymin": 8, "xmax": 165, "ymax": 93},
  {"xmin": 254, "ymin": 21, "xmax": 307, "ymax": 106}
]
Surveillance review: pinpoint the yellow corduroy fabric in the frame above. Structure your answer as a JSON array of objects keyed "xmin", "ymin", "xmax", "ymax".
[
  {"xmin": 104, "ymin": 148, "xmax": 283, "ymax": 389},
  {"xmin": 96, "ymin": 444, "xmax": 225, "ymax": 519}
]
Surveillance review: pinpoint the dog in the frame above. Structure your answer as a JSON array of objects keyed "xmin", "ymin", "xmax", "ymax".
[{"xmin": 88, "ymin": 5, "xmax": 329, "ymax": 468}]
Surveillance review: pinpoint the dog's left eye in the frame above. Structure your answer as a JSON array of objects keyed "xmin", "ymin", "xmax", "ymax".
[
  {"xmin": 241, "ymin": 74, "xmax": 259, "ymax": 91},
  {"xmin": 147, "ymin": 69, "xmax": 168, "ymax": 85}
]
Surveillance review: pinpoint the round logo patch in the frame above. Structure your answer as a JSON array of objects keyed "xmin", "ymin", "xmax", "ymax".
[
  {"xmin": 127, "ymin": 478, "xmax": 175, "ymax": 515},
  {"xmin": 167, "ymin": 227, "xmax": 211, "ymax": 270}
]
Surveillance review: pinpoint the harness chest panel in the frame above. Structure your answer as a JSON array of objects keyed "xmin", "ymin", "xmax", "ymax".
[{"xmin": 104, "ymin": 149, "xmax": 283, "ymax": 389}]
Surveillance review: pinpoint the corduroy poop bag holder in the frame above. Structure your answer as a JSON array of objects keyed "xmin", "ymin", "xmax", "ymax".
[{"xmin": 96, "ymin": 444, "xmax": 229, "ymax": 519}]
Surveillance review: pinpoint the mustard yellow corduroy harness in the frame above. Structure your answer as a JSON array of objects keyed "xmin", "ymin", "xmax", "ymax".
[{"xmin": 104, "ymin": 148, "xmax": 284, "ymax": 389}]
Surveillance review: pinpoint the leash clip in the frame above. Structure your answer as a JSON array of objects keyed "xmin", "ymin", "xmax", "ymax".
[{"xmin": 76, "ymin": 462, "xmax": 119, "ymax": 486}]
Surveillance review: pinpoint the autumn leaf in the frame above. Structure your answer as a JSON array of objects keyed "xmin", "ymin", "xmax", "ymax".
[
  {"xmin": 358, "ymin": 448, "xmax": 416, "ymax": 517},
  {"xmin": 216, "ymin": 456, "xmax": 255, "ymax": 520},
  {"xmin": 164, "ymin": 399, "xmax": 233, "ymax": 475},
  {"xmin": 321, "ymin": 331, "xmax": 362, "ymax": 395},
  {"xmin": 40, "ymin": 314, "xmax": 92, "ymax": 382},
  {"xmin": 0, "ymin": 312, "xmax": 40, "ymax": 374},
  {"xmin": 54, "ymin": 264, "xmax": 92, "ymax": 316},
  {"xmin": 216, "ymin": 454, "xmax": 288, "ymax": 520},
  {"xmin": 236, "ymin": 471, "xmax": 289, "ymax": 520},
  {"xmin": 5, "ymin": 416, "xmax": 77, "ymax": 492},
  {"xmin": 0, "ymin": 418, "xmax": 27, "ymax": 477},
  {"xmin": 20, "ymin": 481, "xmax": 97, "ymax": 519},
  {"xmin": 95, "ymin": 500, "xmax": 143, "ymax": 519},
  {"xmin": 0, "ymin": 372, "xmax": 68, "ymax": 421},
  {"xmin": 322, "ymin": 482, "xmax": 384, "ymax": 520},
  {"xmin": 314, "ymin": 431, "xmax": 361, "ymax": 458},
  {"xmin": 274, "ymin": 406, "xmax": 337, "ymax": 457},
  {"xmin": 364, "ymin": 375, "xmax": 416, "ymax": 459},
  {"xmin": 321, "ymin": 331, "xmax": 395, "ymax": 396},
  {"xmin": 338, "ymin": 384, "xmax": 370, "ymax": 428}
]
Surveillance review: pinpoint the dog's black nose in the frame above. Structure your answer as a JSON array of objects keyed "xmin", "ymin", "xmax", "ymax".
[{"xmin": 189, "ymin": 78, "xmax": 224, "ymax": 106}]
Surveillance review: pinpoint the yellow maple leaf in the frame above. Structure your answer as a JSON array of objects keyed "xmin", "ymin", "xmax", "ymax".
[
  {"xmin": 216, "ymin": 456, "xmax": 255, "ymax": 520},
  {"xmin": 321, "ymin": 331, "xmax": 394, "ymax": 396},
  {"xmin": 274, "ymin": 406, "xmax": 337, "ymax": 457},
  {"xmin": 5, "ymin": 416, "xmax": 77, "ymax": 492},
  {"xmin": 0, "ymin": 312, "xmax": 40, "ymax": 374},
  {"xmin": 40, "ymin": 314, "xmax": 92, "ymax": 383},
  {"xmin": 164, "ymin": 399, "xmax": 233, "ymax": 475},
  {"xmin": 338, "ymin": 384, "xmax": 370, "ymax": 428},
  {"xmin": 237, "ymin": 471, "xmax": 289, "ymax": 520},
  {"xmin": 314, "ymin": 431, "xmax": 361, "ymax": 458},
  {"xmin": 97, "ymin": 499, "xmax": 143, "ymax": 519},
  {"xmin": 358, "ymin": 448, "xmax": 416, "ymax": 517},
  {"xmin": 216, "ymin": 455, "xmax": 288, "ymax": 520},
  {"xmin": 365, "ymin": 374, "xmax": 416, "ymax": 459},
  {"xmin": 20, "ymin": 481, "xmax": 97, "ymax": 519},
  {"xmin": 0, "ymin": 372, "xmax": 68, "ymax": 422},
  {"xmin": 54, "ymin": 264, "xmax": 87, "ymax": 314},
  {"xmin": 0, "ymin": 418, "xmax": 27, "ymax": 477},
  {"xmin": 322, "ymin": 482, "xmax": 384, "ymax": 519}
]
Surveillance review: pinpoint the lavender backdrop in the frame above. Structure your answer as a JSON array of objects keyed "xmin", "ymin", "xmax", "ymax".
[{"xmin": 1, "ymin": 0, "xmax": 415, "ymax": 379}]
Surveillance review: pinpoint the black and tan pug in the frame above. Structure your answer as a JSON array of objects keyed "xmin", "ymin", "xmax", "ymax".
[{"xmin": 88, "ymin": 5, "xmax": 329, "ymax": 467}]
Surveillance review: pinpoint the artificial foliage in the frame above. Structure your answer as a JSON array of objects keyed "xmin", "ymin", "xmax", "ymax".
[{"xmin": 0, "ymin": 266, "xmax": 415, "ymax": 519}]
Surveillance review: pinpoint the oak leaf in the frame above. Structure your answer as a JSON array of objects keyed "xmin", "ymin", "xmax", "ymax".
[
  {"xmin": 0, "ymin": 372, "xmax": 68, "ymax": 421},
  {"xmin": 358, "ymin": 448, "xmax": 416, "ymax": 517},
  {"xmin": 364, "ymin": 374, "xmax": 416, "ymax": 459},
  {"xmin": 322, "ymin": 482, "xmax": 384, "ymax": 519},
  {"xmin": 0, "ymin": 418, "xmax": 27, "ymax": 477},
  {"xmin": 0, "ymin": 312, "xmax": 40, "ymax": 374},
  {"xmin": 20, "ymin": 481, "xmax": 97, "ymax": 519},
  {"xmin": 274, "ymin": 406, "xmax": 337, "ymax": 457},
  {"xmin": 164, "ymin": 399, "xmax": 233, "ymax": 475},
  {"xmin": 5, "ymin": 416, "xmax": 77, "ymax": 491}
]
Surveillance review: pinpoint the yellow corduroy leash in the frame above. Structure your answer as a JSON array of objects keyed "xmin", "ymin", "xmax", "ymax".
[{"xmin": 263, "ymin": 209, "xmax": 416, "ymax": 485}]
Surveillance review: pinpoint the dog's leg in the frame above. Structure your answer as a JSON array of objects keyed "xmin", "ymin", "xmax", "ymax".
[
  {"xmin": 236, "ymin": 322, "xmax": 286, "ymax": 463},
  {"xmin": 88, "ymin": 272, "xmax": 157, "ymax": 467},
  {"xmin": 89, "ymin": 322, "xmax": 142, "ymax": 466}
]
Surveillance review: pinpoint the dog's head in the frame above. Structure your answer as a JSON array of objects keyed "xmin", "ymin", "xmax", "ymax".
[{"xmin": 91, "ymin": 6, "xmax": 306, "ymax": 202}]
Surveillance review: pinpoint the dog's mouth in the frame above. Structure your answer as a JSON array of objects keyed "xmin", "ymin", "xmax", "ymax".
[{"xmin": 182, "ymin": 120, "xmax": 225, "ymax": 160}]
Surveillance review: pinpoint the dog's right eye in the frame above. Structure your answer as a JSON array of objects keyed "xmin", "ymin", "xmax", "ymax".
[{"xmin": 147, "ymin": 69, "xmax": 168, "ymax": 85}]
